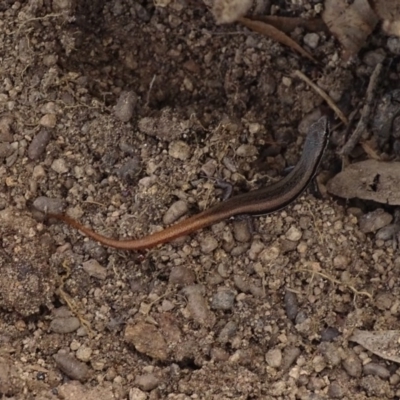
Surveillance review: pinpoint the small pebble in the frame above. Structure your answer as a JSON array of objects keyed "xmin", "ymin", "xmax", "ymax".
[
  {"xmin": 211, "ymin": 288, "xmax": 236, "ymax": 310},
  {"xmin": 134, "ymin": 373, "xmax": 160, "ymax": 391},
  {"xmin": 327, "ymin": 382, "xmax": 344, "ymax": 398},
  {"xmin": 333, "ymin": 255, "xmax": 350, "ymax": 270},
  {"xmin": 163, "ymin": 200, "xmax": 188, "ymax": 225},
  {"xmin": 248, "ymin": 123, "xmax": 261, "ymax": 134},
  {"xmin": 182, "ymin": 285, "xmax": 215, "ymax": 327},
  {"xmin": 387, "ymin": 37, "xmax": 400, "ymax": 55},
  {"xmin": 218, "ymin": 321, "xmax": 237, "ymax": 343},
  {"xmin": 199, "ymin": 235, "xmax": 219, "ymax": 254},
  {"xmin": 50, "ymin": 317, "xmax": 80, "ymax": 334},
  {"xmin": 169, "ymin": 266, "xmax": 196, "ymax": 286},
  {"xmin": 201, "ymin": 159, "xmax": 217, "ymax": 177},
  {"xmin": 39, "ymin": 114, "xmax": 56, "ymax": 128},
  {"xmin": 236, "ymin": 144, "xmax": 258, "ymax": 157},
  {"xmin": 342, "ymin": 351, "xmax": 362, "ymax": 377},
  {"xmin": 284, "ymin": 290, "xmax": 298, "ymax": 321},
  {"xmin": 281, "ymin": 347, "xmax": 301, "ymax": 370},
  {"xmin": 28, "ymin": 129, "xmax": 51, "ymax": 160},
  {"xmin": 210, "ymin": 347, "xmax": 230, "ymax": 362},
  {"xmin": 390, "ymin": 373, "xmax": 400, "ymax": 385},
  {"xmin": 303, "ymin": 32, "xmax": 319, "ymax": 49},
  {"xmin": 32, "ymin": 165, "xmax": 46, "ymax": 180},
  {"xmin": 222, "ymin": 229, "xmax": 235, "ymax": 252},
  {"xmin": 125, "ymin": 322, "xmax": 168, "ymax": 361},
  {"xmin": 40, "ymin": 102, "xmax": 56, "ymax": 114},
  {"xmin": 232, "ymin": 220, "xmax": 252, "ymax": 242},
  {"xmin": 53, "ymin": 352, "xmax": 88, "ymax": 382},
  {"xmin": 114, "ymin": 90, "xmax": 137, "ymax": 122},
  {"xmin": 376, "ymin": 224, "xmax": 400, "ymax": 240},
  {"xmin": 0, "ymin": 143, "xmax": 13, "ymax": 158},
  {"xmin": 282, "ymin": 76, "xmax": 292, "ymax": 87},
  {"xmin": 248, "ymin": 240, "xmax": 265, "ymax": 260},
  {"xmin": 363, "ymin": 362, "xmax": 390, "ymax": 379},
  {"xmin": 359, "ymin": 209, "xmax": 393, "ymax": 233},
  {"xmin": 33, "ymin": 196, "xmax": 64, "ymax": 214},
  {"xmin": 168, "ymin": 140, "xmax": 191, "ymax": 161},
  {"xmin": 217, "ymin": 263, "xmax": 230, "ymax": 278},
  {"xmin": 206, "ymin": 271, "xmax": 224, "ymax": 286},
  {"xmin": 259, "ymin": 244, "xmax": 281, "ymax": 263},
  {"xmin": 280, "ymin": 239, "xmax": 297, "ymax": 253},
  {"xmin": 295, "ymin": 310, "xmax": 308, "ymax": 326},
  {"xmin": 82, "ymin": 259, "xmax": 107, "ymax": 280},
  {"xmin": 76, "ymin": 346, "xmax": 92, "ymax": 362},
  {"xmin": 296, "ymin": 241, "xmax": 308, "ymax": 254},
  {"xmin": 265, "ymin": 348, "xmax": 282, "ymax": 368},
  {"xmin": 233, "ymin": 275, "xmax": 250, "ymax": 293},
  {"xmin": 320, "ymin": 326, "xmax": 340, "ymax": 342},
  {"xmin": 319, "ymin": 343, "xmax": 341, "ymax": 367},
  {"xmin": 285, "ymin": 226, "xmax": 302, "ymax": 241},
  {"xmin": 375, "ymin": 292, "xmax": 393, "ymax": 310},
  {"xmin": 0, "ymin": 116, "xmax": 13, "ymax": 141},
  {"xmin": 51, "ymin": 158, "xmax": 69, "ymax": 174},
  {"xmin": 129, "ymin": 388, "xmax": 147, "ymax": 400},
  {"xmin": 43, "ymin": 55, "xmax": 58, "ymax": 67},
  {"xmin": 312, "ymin": 355, "xmax": 326, "ymax": 373},
  {"xmin": 183, "ymin": 77, "xmax": 193, "ymax": 91}
]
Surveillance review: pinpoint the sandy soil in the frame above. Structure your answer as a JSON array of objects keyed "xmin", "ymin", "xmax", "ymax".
[{"xmin": 0, "ymin": 1, "xmax": 399, "ymax": 399}]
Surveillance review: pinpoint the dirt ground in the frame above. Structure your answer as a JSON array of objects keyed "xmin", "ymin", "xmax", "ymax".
[{"xmin": 1, "ymin": 1, "xmax": 400, "ymax": 399}]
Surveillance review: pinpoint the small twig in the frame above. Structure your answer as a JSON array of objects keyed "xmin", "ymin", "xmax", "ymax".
[
  {"xmin": 339, "ymin": 63, "xmax": 383, "ymax": 156},
  {"xmin": 297, "ymin": 268, "xmax": 372, "ymax": 299},
  {"xmin": 293, "ymin": 70, "xmax": 348, "ymax": 125},
  {"xmin": 10, "ymin": 13, "xmax": 65, "ymax": 35},
  {"xmin": 239, "ymin": 18, "xmax": 317, "ymax": 63},
  {"xmin": 145, "ymin": 74, "xmax": 157, "ymax": 106},
  {"xmin": 340, "ymin": 104, "xmax": 363, "ymax": 146}
]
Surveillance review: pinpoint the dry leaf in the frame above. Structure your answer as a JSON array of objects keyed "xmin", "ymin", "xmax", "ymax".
[
  {"xmin": 323, "ymin": 0, "xmax": 379, "ymax": 60},
  {"xmin": 350, "ymin": 329, "xmax": 400, "ymax": 363},
  {"xmin": 327, "ymin": 160, "xmax": 400, "ymax": 205},
  {"xmin": 238, "ymin": 17, "xmax": 317, "ymax": 63},
  {"xmin": 368, "ymin": 0, "xmax": 400, "ymax": 36}
]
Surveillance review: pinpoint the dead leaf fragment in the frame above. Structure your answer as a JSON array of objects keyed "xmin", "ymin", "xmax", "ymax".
[
  {"xmin": 323, "ymin": 0, "xmax": 379, "ymax": 60},
  {"xmin": 350, "ymin": 329, "xmax": 400, "ymax": 363},
  {"xmin": 327, "ymin": 160, "xmax": 400, "ymax": 205}
]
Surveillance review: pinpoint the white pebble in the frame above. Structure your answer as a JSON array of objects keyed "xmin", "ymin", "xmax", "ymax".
[
  {"xmin": 285, "ymin": 226, "xmax": 302, "ymax": 241},
  {"xmin": 51, "ymin": 158, "xmax": 69, "ymax": 174}
]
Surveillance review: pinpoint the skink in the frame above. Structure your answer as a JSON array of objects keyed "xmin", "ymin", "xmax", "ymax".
[{"xmin": 49, "ymin": 117, "xmax": 330, "ymax": 250}]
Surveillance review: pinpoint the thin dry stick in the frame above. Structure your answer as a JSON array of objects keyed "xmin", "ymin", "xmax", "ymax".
[
  {"xmin": 340, "ymin": 62, "xmax": 383, "ymax": 156},
  {"xmin": 145, "ymin": 74, "xmax": 157, "ymax": 106},
  {"xmin": 293, "ymin": 70, "xmax": 348, "ymax": 125},
  {"xmin": 297, "ymin": 268, "xmax": 372, "ymax": 299},
  {"xmin": 239, "ymin": 17, "xmax": 317, "ymax": 63}
]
